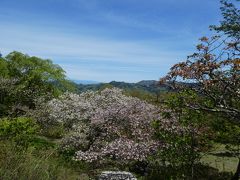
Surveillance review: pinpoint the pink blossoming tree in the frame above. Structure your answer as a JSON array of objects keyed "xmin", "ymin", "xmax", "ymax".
[{"xmin": 46, "ymin": 88, "xmax": 162, "ymax": 164}]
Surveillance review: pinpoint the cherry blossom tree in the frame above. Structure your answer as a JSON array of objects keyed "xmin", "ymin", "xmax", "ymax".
[{"xmin": 45, "ymin": 88, "xmax": 162, "ymax": 164}]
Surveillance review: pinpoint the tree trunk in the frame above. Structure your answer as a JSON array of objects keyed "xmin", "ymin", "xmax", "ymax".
[{"xmin": 232, "ymin": 158, "xmax": 240, "ymax": 180}]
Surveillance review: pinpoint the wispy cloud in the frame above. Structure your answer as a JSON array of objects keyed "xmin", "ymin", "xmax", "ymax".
[
  {"xmin": 0, "ymin": 0, "xmax": 220, "ymax": 82},
  {"xmin": 0, "ymin": 22, "xmax": 191, "ymax": 60}
]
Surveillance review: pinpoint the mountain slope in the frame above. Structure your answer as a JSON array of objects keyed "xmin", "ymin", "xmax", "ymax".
[{"xmin": 76, "ymin": 80, "xmax": 171, "ymax": 94}]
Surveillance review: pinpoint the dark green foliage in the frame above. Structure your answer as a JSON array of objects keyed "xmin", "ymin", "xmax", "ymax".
[
  {"xmin": 42, "ymin": 125, "xmax": 65, "ymax": 139},
  {"xmin": 153, "ymin": 91, "xmax": 213, "ymax": 178},
  {"xmin": 0, "ymin": 57, "xmax": 8, "ymax": 77},
  {"xmin": 211, "ymin": 117, "xmax": 240, "ymax": 159},
  {"xmin": 210, "ymin": 0, "xmax": 240, "ymax": 38}
]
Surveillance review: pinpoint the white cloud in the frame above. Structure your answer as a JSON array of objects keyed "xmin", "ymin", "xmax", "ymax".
[
  {"xmin": 0, "ymin": 19, "xmax": 193, "ymax": 82},
  {"xmin": 0, "ymin": 23, "xmax": 190, "ymax": 63}
]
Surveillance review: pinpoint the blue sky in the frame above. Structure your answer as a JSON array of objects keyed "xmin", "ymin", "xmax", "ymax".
[{"xmin": 0, "ymin": 0, "xmax": 221, "ymax": 82}]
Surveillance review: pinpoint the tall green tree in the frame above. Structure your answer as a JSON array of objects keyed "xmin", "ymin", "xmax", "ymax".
[{"xmin": 0, "ymin": 51, "xmax": 74, "ymax": 117}]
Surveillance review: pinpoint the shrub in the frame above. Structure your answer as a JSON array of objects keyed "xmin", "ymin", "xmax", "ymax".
[{"xmin": 0, "ymin": 117, "xmax": 38, "ymax": 147}]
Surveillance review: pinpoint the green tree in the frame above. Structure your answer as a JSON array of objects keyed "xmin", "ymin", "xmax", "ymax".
[
  {"xmin": 0, "ymin": 51, "xmax": 74, "ymax": 117},
  {"xmin": 5, "ymin": 51, "xmax": 66, "ymax": 96},
  {"xmin": 153, "ymin": 91, "xmax": 212, "ymax": 179},
  {"xmin": 210, "ymin": 0, "xmax": 240, "ymax": 38}
]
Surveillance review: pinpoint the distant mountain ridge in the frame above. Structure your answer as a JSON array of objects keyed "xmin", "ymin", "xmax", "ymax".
[
  {"xmin": 76, "ymin": 80, "xmax": 171, "ymax": 94},
  {"xmin": 72, "ymin": 80, "xmax": 100, "ymax": 84}
]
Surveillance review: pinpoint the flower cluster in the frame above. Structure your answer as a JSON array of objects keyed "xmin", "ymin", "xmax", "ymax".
[
  {"xmin": 75, "ymin": 138, "xmax": 159, "ymax": 162},
  {"xmin": 47, "ymin": 88, "xmax": 162, "ymax": 163}
]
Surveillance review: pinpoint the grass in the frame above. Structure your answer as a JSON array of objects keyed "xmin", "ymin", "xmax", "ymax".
[
  {"xmin": 201, "ymin": 143, "xmax": 238, "ymax": 173},
  {"xmin": 0, "ymin": 140, "xmax": 90, "ymax": 180},
  {"xmin": 0, "ymin": 136, "xmax": 237, "ymax": 180}
]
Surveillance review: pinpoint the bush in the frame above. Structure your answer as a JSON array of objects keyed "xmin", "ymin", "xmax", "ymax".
[
  {"xmin": 40, "ymin": 124, "xmax": 65, "ymax": 139},
  {"xmin": 0, "ymin": 117, "xmax": 38, "ymax": 147}
]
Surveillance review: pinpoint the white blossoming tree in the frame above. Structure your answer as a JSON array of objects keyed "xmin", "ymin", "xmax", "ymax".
[{"xmin": 45, "ymin": 88, "xmax": 161, "ymax": 164}]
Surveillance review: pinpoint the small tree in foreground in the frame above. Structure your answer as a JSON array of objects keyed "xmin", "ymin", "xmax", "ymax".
[{"xmin": 152, "ymin": 90, "xmax": 212, "ymax": 179}]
